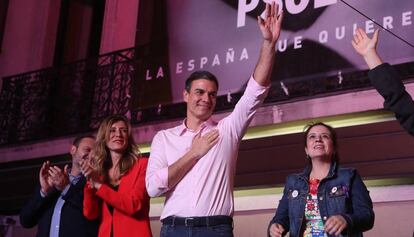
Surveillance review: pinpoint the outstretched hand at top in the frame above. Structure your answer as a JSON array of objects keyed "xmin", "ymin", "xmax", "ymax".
[
  {"xmin": 352, "ymin": 28, "xmax": 379, "ymax": 57},
  {"xmin": 258, "ymin": 2, "xmax": 283, "ymax": 45},
  {"xmin": 352, "ymin": 28, "xmax": 382, "ymax": 69}
]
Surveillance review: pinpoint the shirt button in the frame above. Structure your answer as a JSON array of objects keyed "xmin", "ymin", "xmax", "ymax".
[
  {"xmin": 319, "ymin": 196, "xmax": 323, "ymax": 201},
  {"xmin": 323, "ymin": 216, "xmax": 327, "ymax": 220}
]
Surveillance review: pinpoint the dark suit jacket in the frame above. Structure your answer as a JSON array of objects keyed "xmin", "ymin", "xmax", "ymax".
[
  {"xmin": 20, "ymin": 176, "xmax": 99, "ymax": 237},
  {"xmin": 369, "ymin": 63, "xmax": 414, "ymax": 136}
]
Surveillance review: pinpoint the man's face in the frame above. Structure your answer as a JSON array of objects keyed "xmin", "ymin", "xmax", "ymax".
[
  {"xmin": 184, "ymin": 79, "xmax": 218, "ymax": 121},
  {"xmin": 71, "ymin": 137, "xmax": 95, "ymax": 167}
]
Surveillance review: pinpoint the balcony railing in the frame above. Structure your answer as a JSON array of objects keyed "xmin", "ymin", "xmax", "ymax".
[
  {"xmin": 0, "ymin": 47, "xmax": 137, "ymax": 145},
  {"xmin": 1, "ymin": 46, "xmax": 414, "ymax": 146}
]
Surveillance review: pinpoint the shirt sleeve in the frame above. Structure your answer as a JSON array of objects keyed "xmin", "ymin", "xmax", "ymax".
[
  {"xmin": 269, "ymin": 177, "xmax": 290, "ymax": 234},
  {"xmin": 83, "ymin": 182, "xmax": 101, "ymax": 220},
  {"xmin": 19, "ymin": 187, "xmax": 58, "ymax": 228},
  {"xmin": 368, "ymin": 63, "xmax": 414, "ymax": 136},
  {"xmin": 146, "ymin": 132, "xmax": 169, "ymax": 197},
  {"xmin": 223, "ymin": 76, "xmax": 269, "ymax": 140},
  {"xmin": 341, "ymin": 170, "xmax": 374, "ymax": 233}
]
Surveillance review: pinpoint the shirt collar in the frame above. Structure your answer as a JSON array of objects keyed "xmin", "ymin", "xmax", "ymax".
[
  {"xmin": 178, "ymin": 118, "xmax": 217, "ymax": 136},
  {"xmin": 298, "ymin": 160, "xmax": 338, "ymax": 180},
  {"xmin": 69, "ymin": 169, "xmax": 83, "ymax": 183}
]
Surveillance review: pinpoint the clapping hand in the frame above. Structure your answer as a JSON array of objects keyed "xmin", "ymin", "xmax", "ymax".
[
  {"xmin": 48, "ymin": 165, "xmax": 70, "ymax": 191},
  {"xmin": 79, "ymin": 159, "xmax": 101, "ymax": 189},
  {"xmin": 39, "ymin": 161, "xmax": 54, "ymax": 195}
]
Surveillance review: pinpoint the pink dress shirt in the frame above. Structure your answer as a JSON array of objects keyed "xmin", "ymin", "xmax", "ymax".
[{"xmin": 146, "ymin": 77, "xmax": 269, "ymax": 219}]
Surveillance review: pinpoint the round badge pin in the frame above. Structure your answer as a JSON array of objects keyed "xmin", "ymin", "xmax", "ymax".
[
  {"xmin": 292, "ymin": 190, "xmax": 298, "ymax": 198},
  {"xmin": 331, "ymin": 187, "xmax": 338, "ymax": 193}
]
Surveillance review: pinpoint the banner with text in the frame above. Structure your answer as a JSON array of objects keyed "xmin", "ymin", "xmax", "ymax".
[{"xmin": 136, "ymin": 0, "xmax": 414, "ymax": 106}]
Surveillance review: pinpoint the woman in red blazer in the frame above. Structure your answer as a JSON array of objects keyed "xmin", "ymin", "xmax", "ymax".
[{"xmin": 80, "ymin": 115, "xmax": 152, "ymax": 237}]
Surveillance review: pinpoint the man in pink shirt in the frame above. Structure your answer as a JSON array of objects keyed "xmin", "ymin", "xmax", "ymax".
[{"xmin": 146, "ymin": 3, "xmax": 283, "ymax": 236}]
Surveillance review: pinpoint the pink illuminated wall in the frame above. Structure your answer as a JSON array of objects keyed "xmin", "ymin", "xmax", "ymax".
[
  {"xmin": 0, "ymin": 0, "xmax": 60, "ymax": 81},
  {"xmin": 0, "ymin": 0, "xmax": 141, "ymax": 91},
  {"xmin": 100, "ymin": 0, "xmax": 140, "ymax": 54}
]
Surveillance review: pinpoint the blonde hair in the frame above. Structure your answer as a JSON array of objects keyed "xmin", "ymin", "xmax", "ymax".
[{"xmin": 93, "ymin": 114, "xmax": 140, "ymax": 182}]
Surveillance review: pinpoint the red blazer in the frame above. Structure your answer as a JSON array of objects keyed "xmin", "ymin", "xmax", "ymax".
[{"xmin": 83, "ymin": 157, "xmax": 152, "ymax": 237}]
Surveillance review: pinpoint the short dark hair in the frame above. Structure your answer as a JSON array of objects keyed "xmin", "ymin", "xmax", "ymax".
[
  {"xmin": 303, "ymin": 122, "xmax": 339, "ymax": 163},
  {"xmin": 72, "ymin": 134, "xmax": 95, "ymax": 147},
  {"xmin": 185, "ymin": 70, "xmax": 219, "ymax": 92}
]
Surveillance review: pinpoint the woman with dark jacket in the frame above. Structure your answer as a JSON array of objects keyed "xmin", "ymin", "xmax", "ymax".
[{"xmin": 268, "ymin": 122, "xmax": 374, "ymax": 237}]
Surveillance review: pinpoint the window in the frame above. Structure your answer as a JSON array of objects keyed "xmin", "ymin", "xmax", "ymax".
[{"xmin": 0, "ymin": 0, "xmax": 9, "ymax": 53}]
